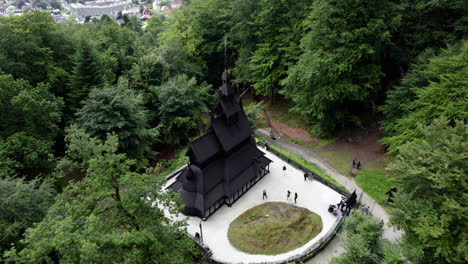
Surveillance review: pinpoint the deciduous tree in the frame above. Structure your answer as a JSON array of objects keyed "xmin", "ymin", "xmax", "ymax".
[{"xmin": 5, "ymin": 132, "xmax": 199, "ymax": 263}]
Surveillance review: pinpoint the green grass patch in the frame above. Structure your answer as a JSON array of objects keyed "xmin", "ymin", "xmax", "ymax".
[
  {"xmin": 268, "ymin": 145, "xmax": 346, "ymax": 190},
  {"xmin": 290, "ymin": 138, "xmax": 305, "ymax": 145},
  {"xmin": 356, "ymin": 169, "xmax": 393, "ymax": 204},
  {"xmin": 308, "ymin": 138, "xmax": 337, "ymax": 148},
  {"xmin": 228, "ymin": 202, "xmax": 323, "ymax": 255},
  {"xmin": 314, "ymin": 151, "xmax": 352, "ymax": 177}
]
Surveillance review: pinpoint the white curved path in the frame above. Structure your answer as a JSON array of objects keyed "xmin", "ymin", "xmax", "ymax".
[{"xmin": 165, "ymin": 150, "xmax": 343, "ymax": 264}]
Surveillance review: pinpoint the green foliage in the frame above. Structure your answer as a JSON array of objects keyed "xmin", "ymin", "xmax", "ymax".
[
  {"xmin": 381, "ymin": 41, "xmax": 468, "ymax": 153},
  {"xmin": 0, "ymin": 75, "xmax": 63, "ymax": 140},
  {"xmin": 67, "ymin": 38, "xmax": 104, "ymax": 114},
  {"xmin": 0, "ymin": 177, "xmax": 56, "ymax": 255},
  {"xmin": 155, "ymin": 74, "xmax": 214, "ymax": 145},
  {"xmin": 243, "ymin": 101, "xmax": 264, "ymax": 128},
  {"xmin": 356, "ymin": 170, "xmax": 393, "ymax": 205},
  {"xmin": 389, "ymin": 117, "xmax": 468, "ymax": 263},
  {"xmin": 248, "ymin": 0, "xmax": 310, "ymax": 98},
  {"xmin": 283, "ymin": 0, "xmax": 400, "ymax": 136},
  {"xmin": 289, "ymin": 138, "xmax": 304, "ymax": 146},
  {"xmin": 334, "ymin": 211, "xmax": 404, "ymax": 264},
  {"xmin": 0, "ymin": 74, "xmax": 63, "ymax": 178},
  {"xmin": 75, "ymin": 80, "xmax": 157, "ymax": 163},
  {"xmin": 267, "ymin": 144, "xmax": 344, "ymax": 189},
  {"xmin": 4, "ymin": 133, "xmax": 199, "ymax": 263},
  {"xmin": 390, "ymin": 0, "xmax": 468, "ymax": 68},
  {"xmin": 0, "ymin": 12, "xmax": 71, "ymax": 86},
  {"xmin": 0, "ymin": 133, "xmax": 54, "ymax": 179}
]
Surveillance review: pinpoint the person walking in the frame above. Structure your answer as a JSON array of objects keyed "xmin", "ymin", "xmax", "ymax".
[
  {"xmin": 287, "ymin": 190, "xmax": 291, "ymax": 200},
  {"xmin": 304, "ymin": 172, "xmax": 308, "ymax": 181},
  {"xmin": 294, "ymin": 192, "xmax": 298, "ymax": 204},
  {"xmin": 282, "ymin": 165, "xmax": 286, "ymax": 176},
  {"xmin": 262, "ymin": 189, "xmax": 267, "ymax": 200}
]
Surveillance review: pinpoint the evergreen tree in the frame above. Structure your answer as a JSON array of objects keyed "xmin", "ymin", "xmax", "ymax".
[
  {"xmin": 67, "ymin": 38, "xmax": 103, "ymax": 115},
  {"xmin": 381, "ymin": 41, "xmax": 468, "ymax": 153},
  {"xmin": 248, "ymin": 0, "xmax": 310, "ymax": 99},
  {"xmin": 389, "ymin": 117, "xmax": 468, "ymax": 263},
  {"xmin": 283, "ymin": 0, "xmax": 400, "ymax": 136},
  {"xmin": 0, "ymin": 177, "xmax": 56, "ymax": 254}
]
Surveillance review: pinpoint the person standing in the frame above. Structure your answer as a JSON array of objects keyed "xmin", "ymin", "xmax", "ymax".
[
  {"xmin": 304, "ymin": 172, "xmax": 308, "ymax": 181},
  {"xmin": 287, "ymin": 190, "xmax": 291, "ymax": 200},
  {"xmin": 263, "ymin": 189, "xmax": 267, "ymax": 200},
  {"xmin": 294, "ymin": 192, "xmax": 298, "ymax": 204},
  {"xmin": 282, "ymin": 165, "xmax": 286, "ymax": 176}
]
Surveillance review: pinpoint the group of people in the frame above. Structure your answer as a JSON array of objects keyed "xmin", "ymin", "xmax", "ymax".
[
  {"xmin": 352, "ymin": 159, "xmax": 361, "ymax": 169},
  {"xmin": 328, "ymin": 196, "xmax": 349, "ymax": 216},
  {"xmin": 262, "ymin": 189, "xmax": 299, "ymax": 204},
  {"xmin": 360, "ymin": 204, "xmax": 370, "ymax": 214}
]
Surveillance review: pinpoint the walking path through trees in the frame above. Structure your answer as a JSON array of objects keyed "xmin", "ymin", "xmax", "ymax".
[{"xmin": 256, "ymin": 128, "xmax": 403, "ymax": 262}]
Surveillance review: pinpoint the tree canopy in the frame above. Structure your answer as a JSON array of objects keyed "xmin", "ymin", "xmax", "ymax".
[
  {"xmin": 4, "ymin": 131, "xmax": 199, "ymax": 263},
  {"xmin": 156, "ymin": 74, "xmax": 214, "ymax": 145},
  {"xmin": 381, "ymin": 41, "xmax": 468, "ymax": 153},
  {"xmin": 389, "ymin": 117, "xmax": 468, "ymax": 263},
  {"xmin": 75, "ymin": 80, "xmax": 157, "ymax": 164},
  {"xmin": 282, "ymin": 0, "xmax": 400, "ymax": 136},
  {"xmin": 0, "ymin": 177, "xmax": 56, "ymax": 255}
]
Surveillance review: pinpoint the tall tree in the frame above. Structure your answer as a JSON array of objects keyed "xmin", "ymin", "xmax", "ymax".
[
  {"xmin": 390, "ymin": 0, "xmax": 468, "ymax": 70},
  {"xmin": 381, "ymin": 41, "xmax": 468, "ymax": 153},
  {"xmin": 333, "ymin": 211, "xmax": 405, "ymax": 264},
  {"xmin": 4, "ymin": 132, "xmax": 200, "ymax": 263},
  {"xmin": 75, "ymin": 79, "xmax": 157, "ymax": 164},
  {"xmin": 67, "ymin": 38, "xmax": 103, "ymax": 115},
  {"xmin": 155, "ymin": 74, "xmax": 214, "ymax": 145},
  {"xmin": 389, "ymin": 117, "xmax": 468, "ymax": 263},
  {"xmin": 0, "ymin": 177, "xmax": 56, "ymax": 255},
  {"xmin": 0, "ymin": 12, "xmax": 71, "ymax": 87},
  {"xmin": 283, "ymin": 0, "xmax": 400, "ymax": 136},
  {"xmin": 248, "ymin": 0, "xmax": 311, "ymax": 99},
  {"xmin": 0, "ymin": 74, "xmax": 63, "ymax": 178}
]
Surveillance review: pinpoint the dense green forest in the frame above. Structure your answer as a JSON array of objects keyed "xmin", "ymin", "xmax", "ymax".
[{"xmin": 0, "ymin": 0, "xmax": 467, "ymax": 263}]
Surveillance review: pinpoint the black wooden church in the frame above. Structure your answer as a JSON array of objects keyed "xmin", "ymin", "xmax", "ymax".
[{"xmin": 168, "ymin": 79, "xmax": 272, "ymax": 220}]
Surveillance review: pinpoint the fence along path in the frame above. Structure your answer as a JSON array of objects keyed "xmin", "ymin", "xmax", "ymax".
[{"xmin": 255, "ymin": 128, "xmax": 403, "ymax": 242}]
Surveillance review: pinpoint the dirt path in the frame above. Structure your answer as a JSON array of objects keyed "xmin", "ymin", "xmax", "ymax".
[
  {"xmin": 263, "ymin": 110, "xmax": 319, "ymax": 143},
  {"xmin": 256, "ymin": 128, "xmax": 403, "ymax": 263}
]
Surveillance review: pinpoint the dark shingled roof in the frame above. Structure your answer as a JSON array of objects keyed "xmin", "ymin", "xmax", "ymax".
[
  {"xmin": 167, "ymin": 81, "xmax": 271, "ymax": 219},
  {"xmin": 211, "ymin": 110, "xmax": 252, "ymax": 152},
  {"xmin": 187, "ymin": 131, "xmax": 221, "ymax": 165},
  {"xmin": 219, "ymin": 94, "xmax": 241, "ymax": 119}
]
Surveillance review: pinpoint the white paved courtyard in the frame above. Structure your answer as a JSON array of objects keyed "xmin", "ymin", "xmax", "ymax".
[{"xmin": 165, "ymin": 148, "xmax": 344, "ymax": 263}]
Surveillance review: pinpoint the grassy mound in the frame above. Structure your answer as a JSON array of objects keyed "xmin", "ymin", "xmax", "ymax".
[{"xmin": 228, "ymin": 202, "xmax": 323, "ymax": 255}]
